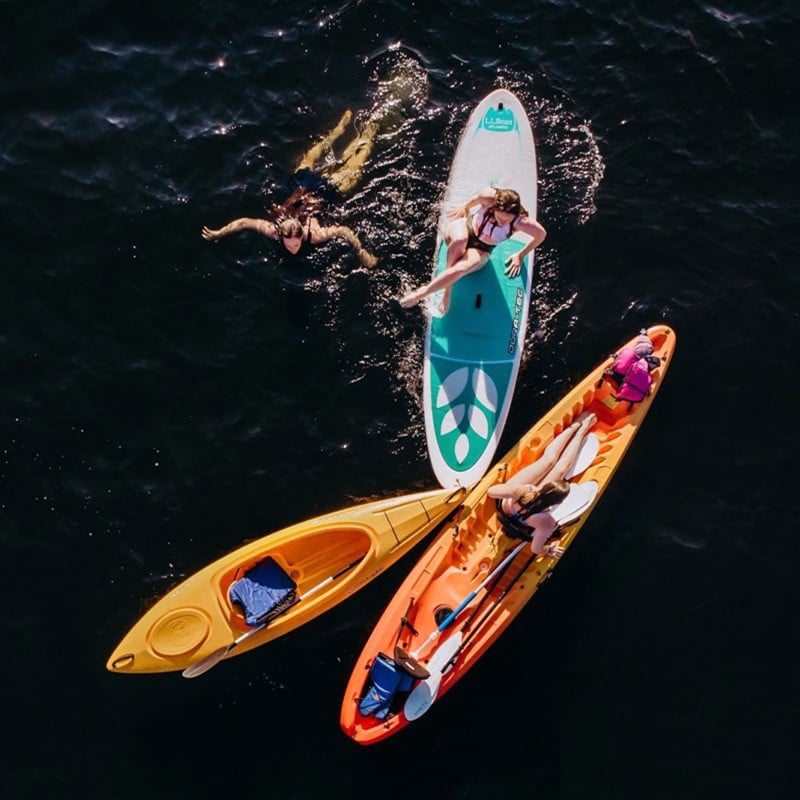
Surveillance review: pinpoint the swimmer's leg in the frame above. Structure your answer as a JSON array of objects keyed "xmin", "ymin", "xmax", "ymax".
[
  {"xmin": 326, "ymin": 120, "xmax": 380, "ymax": 196},
  {"xmin": 295, "ymin": 110, "xmax": 353, "ymax": 172}
]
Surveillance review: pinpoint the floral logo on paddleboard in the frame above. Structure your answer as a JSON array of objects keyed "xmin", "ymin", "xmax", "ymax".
[{"xmin": 435, "ymin": 366, "xmax": 499, "ymax": 465}]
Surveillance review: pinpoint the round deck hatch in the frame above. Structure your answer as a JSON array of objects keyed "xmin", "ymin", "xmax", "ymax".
[{"xmin": 149, "ymin": 608, "xmax": 211, "ymax": 656}]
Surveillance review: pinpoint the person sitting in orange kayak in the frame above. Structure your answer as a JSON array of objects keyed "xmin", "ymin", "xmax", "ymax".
[
  {"xmin": 398, "ymin": 186, "xmax": 547, "ymax": 314},
  {"xmin": 488, "ymin": 412, "xmax": 597, "ymax": 558}
]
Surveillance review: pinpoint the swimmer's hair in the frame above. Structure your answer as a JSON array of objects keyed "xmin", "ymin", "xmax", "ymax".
[{"xmin": 278, "ymin": 218, "xmax": 303, "ymax": 238}]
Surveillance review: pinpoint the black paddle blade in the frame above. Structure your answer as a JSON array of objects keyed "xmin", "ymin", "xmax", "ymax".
[{"xmin": 393, "ymin": 646, "xmax": 430, "ymax": 680}]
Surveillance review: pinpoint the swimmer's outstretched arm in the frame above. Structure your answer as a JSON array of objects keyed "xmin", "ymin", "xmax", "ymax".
[
  {"xmin": 313, "ymin": 221, "xmax": 378, "ymax": 268},
  {"xmin": 202, "ymin": 218, "xmax": 278, "ymax": 241}
]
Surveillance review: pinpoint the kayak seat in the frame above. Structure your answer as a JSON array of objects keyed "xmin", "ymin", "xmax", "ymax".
[
  {"xmin": 229, "ymin": 557, "xmax": 298, "ymax": 627},
  {"xmin": 358, "ymin": 653, "xmax": 415, "ymax": 720}
]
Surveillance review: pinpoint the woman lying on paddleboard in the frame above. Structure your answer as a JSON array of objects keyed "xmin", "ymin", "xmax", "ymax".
[
  {"xmin": 488, "ymin": 412, "xmax": 597, "ymax": 559},
  {"xmin": 203, "ymin": 54, "xmax": 428, "ymax": 268},
  {"xmin": 399, "ymin": 187, "xmax": 547, "ymax": 314}
]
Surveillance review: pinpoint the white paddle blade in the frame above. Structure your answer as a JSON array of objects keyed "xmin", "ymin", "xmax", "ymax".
[
  {"xmin": 565, "ymin": 433, "xmax": 599, "ymax": 479},
  {"xmin": 427, "ymin": 631, "xmax": 463, "ymax": 673},
  {"xmin": 551, "ymin": 481, "xmax": 599, "ymax": 526},
  {"xmin": 403, "ymin": 632, "xmax": 463, "ymax": 721},
  {"xmin": 404, "ymin": 678, "xmax": 436, "ymax": 721}
]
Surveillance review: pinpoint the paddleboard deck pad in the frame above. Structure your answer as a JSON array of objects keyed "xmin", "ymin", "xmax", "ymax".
[{"xmin": 424, "ymin": 89, "xmax": 539, "ymax": 488}]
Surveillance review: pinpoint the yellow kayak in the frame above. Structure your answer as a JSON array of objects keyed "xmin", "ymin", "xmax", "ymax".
[{"xmin": 107, "ymin": 487, "xmax": 464, "ymax": 676}]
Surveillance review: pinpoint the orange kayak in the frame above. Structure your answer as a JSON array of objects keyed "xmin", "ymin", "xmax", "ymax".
[
  {"xmin": 340, "ymin": 325, "xmax": 676, "ymax": 744},
  {"xmin": 107, "ymin": 487, "xmax": 464, "ymax": 676}
]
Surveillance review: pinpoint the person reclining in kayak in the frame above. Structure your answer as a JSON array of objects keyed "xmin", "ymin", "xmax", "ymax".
[
  {"xmin": 203, "ymin": 53, "xmax": 428, "ymax": 268},
  {"xmin": 488, "ymin": 412, "xmax": 597, "ymax": 559},
  {"xmin": 399, "ymin": 186, "xmax": 547, "ymax": 314}
]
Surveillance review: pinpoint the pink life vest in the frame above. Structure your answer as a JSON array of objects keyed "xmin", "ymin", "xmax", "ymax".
[
  {"xmin": 607, "ymin": 332, "xmax": 658, "ymax": 403},
  {"xmin": 615, "ymin": 355, "xmax": 653, "ymax": 402}
]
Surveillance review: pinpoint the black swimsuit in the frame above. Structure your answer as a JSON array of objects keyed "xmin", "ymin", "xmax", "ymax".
[
  {"xmin": 495, "ymin": 499, "xmax": 534, "ymax": 541},
  {"xmin": 466, "ymin": 209, "xmax": 520, "ymax": 253},
  {"xmin": 293, "ymin": 168, "xmax": 343, "ymax": 205},
  {"xmin": 466, "ymin": 227, "xmax": 495, "ymax": 253},
  {"xmin": 496, "ymin": 483, "xmax": 570, "ymax": 541}
]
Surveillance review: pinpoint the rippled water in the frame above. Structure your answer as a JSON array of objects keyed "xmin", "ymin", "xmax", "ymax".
[{"xmin": 2, "ymin": 1, "xmax": 798, "ymax": 798}]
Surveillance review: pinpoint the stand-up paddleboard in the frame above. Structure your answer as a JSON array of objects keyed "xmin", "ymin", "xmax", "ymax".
[{"xmin": 424, "ymin": 89, "xmax": 539, "ymax": 489}]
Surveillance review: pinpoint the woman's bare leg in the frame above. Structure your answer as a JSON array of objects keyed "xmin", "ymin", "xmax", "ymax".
[
  {"xmin": 399, "ymin": 220, "xmax": 487, "ymax": 310},
  {"xmin": 545, "ymin": 412, "xmax": 598, "ymax": 483},
  {"xmin": 295, "ymin": 110, "xmax": 353, "ymax": 172},
  {"xmin": 502, "ymin": 422, "xmax": 583, "ymax": 489},
  {"xmin": 325, "ymin": 120, "xmax": 380, "ymax": 196},
  {"xmin": 437, "ymin": 227, "xmax": 470, "ymax": 314},
  {"xmin": 399, "ymin": 251, "xmax": 486, "ymax": 310},
  {"xmin": 489, "ymin": 412, "xmax": 597, "ymax": 498}
]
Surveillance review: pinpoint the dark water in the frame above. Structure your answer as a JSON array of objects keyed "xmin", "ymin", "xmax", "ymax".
[{"xmin": 2, "ymin": 1, "xmax": 798, "ymax": 798}]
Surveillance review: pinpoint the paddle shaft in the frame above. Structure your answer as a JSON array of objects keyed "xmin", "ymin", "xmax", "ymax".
[
  {"xmin": 410, "ymin": 541, "xmax": 526, "ymax": 658},
  {"xmin": 446, "ymin": 550, "xmax": 539, "ymax": 673},
  {"xmin": 459, "ymin": 540, "xmax": 531, "ymax": 633}
]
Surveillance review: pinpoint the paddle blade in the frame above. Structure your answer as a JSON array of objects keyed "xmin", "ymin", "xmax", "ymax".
[
  {"xmin": 181, "ymin": 646, "xmax": 228, "ymax": 679},
  {"xmin": 403, "ymin": 633, "xmax": 463, "ymax": 721},
  {"xmin": 394, "ymin": 647, "xmax": 430, "ymax": 680},
  {"xmin": 404, "ymin": 679, "xmax": 436, "ymax": 721},
  {"xmin": 565, "ymin": 433, "xmax": 599, "ymax": 479},
  {"xmin": 551, "ymin": 481, "xmax": 599, "ymax": 526}
]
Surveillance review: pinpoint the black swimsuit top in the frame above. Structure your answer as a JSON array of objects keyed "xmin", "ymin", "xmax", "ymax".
[
  {"xmin": 495, "ymin": 499, "xmax": 534, "ymax": 541},
  {"xmin": 466, "ymin": 207, "xmax": 520, "ymax": 253}
]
